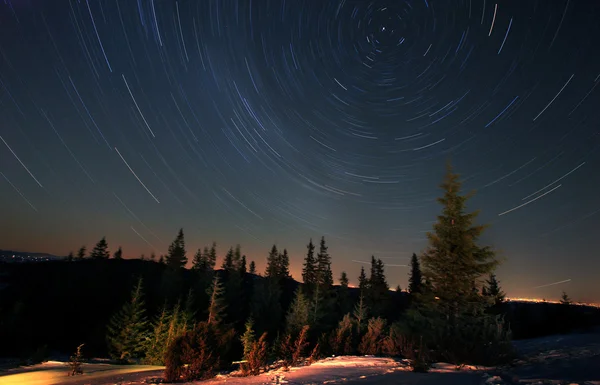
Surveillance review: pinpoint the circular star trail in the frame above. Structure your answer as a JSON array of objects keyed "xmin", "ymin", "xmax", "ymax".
[{"xmin": 0, "ymin": 0, "xmax": 599, "ymax": 302}]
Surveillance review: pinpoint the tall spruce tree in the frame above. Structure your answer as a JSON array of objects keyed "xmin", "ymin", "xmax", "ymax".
[
  {"xmin": 207, "ymin": 242, "xmax": 217, "ymax": 270},
  {"xmin": 483, "ymin": 273, "xmax": 505, "ymax": 306},
  {"xmin": 106, "ymin": 278, "xmax": 148, "ymax": 362},
  {"xmin": 265, "ymin": 244, "xmax": 279, "ymax": 278},
  {"xmin": 113, "ymin": 246, "xmax": 123, "ymax": 260},
  {"xmin": 421, "ymin": 162, "xmax": 499, "ymax": 317},
  {"xmin": 239, "ymin": 255, "xmax": 247, "ymax": 275},
  {"xmin": 285, "ymin": 288, "xmax": 311, "ymax": 336},
  {"xmin": 224, "ymin": 245, "xmax": 244, "ymax": 325},
  {"xmin": 206, "ymin": 276, "xmax": 226, "ymax": 326},
  {"xmin": 316, "ymin": 236, "xmax": 333, "ymax": 287},
  {"xmin": 234, "ymin": 244, "xmax": 243, "ymax": 269},
  {"xmin": 302, "ymin": 239, "xmax": 317, "ymax": 295},
  {"xmin": 241, "ymin": 318, "xmax": 256, "ymax": 360},
  {"xmin": 278, "ymin": 249, "xmax": 290, "ymax": 278},
  {"xmin": 90, "ymin": 237, "xmax": 110, "ymax": 259},
  {"xmin": 407, "ymin": 162, "xmax": 512, "ymax": 366},
  {"xmin": 408, "ymin": 253, "xmax": 423, "ymax": 294},
  {"xmin": 249, "ymin": 260, "xmax": 257, "ymax": 275},
  {"xmin": 166, "ymin": 229, "xmax": 187, "ymax": 268},
  {"xmin": 339, "ymin": 271, "xmax": 349, "ymax": 287},
  {"xmin": 76, "ymin": 246, "xmax": 86, "ymax": 260},
  {"xmin": 358, "ymin": 266, "xmax": 368, "ymax": 292},
  {"xmin": 560, "ymin": 291, "xmax": 571, "ymax": 305},
  {"xmin": 353, "ymin": 294, "xmax": 368, "ymax": 333},
  {"xmin": 66, "ymin": 252, "xmax": 74, "ymax": 262},
  {"xmin": 307, "ymin": 237, "xmax": 334, "ymax": 330},
  {"xmin": 366, "ymin": 256, "xmax": 389, "ymax": 317},
  {"xmin": 222, "ymin": 247, "xmax": 235, "ymax": 271},
  {"xmin": 191, "ymin": 249, "xmax": 205, "ymax": 270},
  {"xmin": 144, "ymin": 304, "xmax": 172, "ymax": 365}
]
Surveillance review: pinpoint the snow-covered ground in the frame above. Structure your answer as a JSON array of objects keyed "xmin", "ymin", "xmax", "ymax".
[
  {"xmin": 0, "ymin": 356, "xmax": 499, "ymax": 385},
  {"xmin": 1, "ymin": 332, "xmax": 599, "ymax": 385},
  {"xmin": 0, "ymin": 361, "xmax": 164, "ymax": 385}
]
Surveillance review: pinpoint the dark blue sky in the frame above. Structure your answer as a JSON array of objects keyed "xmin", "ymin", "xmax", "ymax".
[{"xmin": 1, "ymin": 0, "xmax": 598, "ymax": 302}]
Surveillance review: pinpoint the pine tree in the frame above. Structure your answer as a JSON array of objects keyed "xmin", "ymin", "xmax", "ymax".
[
  {"xmin": 145, "ymin": 297, "xmax": 196, "ymax": 366},
  {"xmin": 337, "ymin": 271, "xmax": 352, "ymax": 317},
  {"xmin": 166, "ymin": 302, "xmax": 188, "ymax": 345},
  {"xmin": 239, "ymin": 255, "xmax": 247, "ymax": 275},
  {"xmin": 421, "ymin": 162, "xmax": 499, "ymax": 320},
  {"xmin": 278, "ymin": 249, "xmax": 290, "ymax": 278},
  {"xmin": 192, "ymin": 245, "xmax": 216, "ymax": 273},
  {"xmin": 234, "ymin": 244, "xmax": 243, "ymax": 269},
  {"xmin": 309, "ymin": 237, "xmax": 335, "ymax": 328},
  {"xmin": 158, "ymin": 255, "xmax": 165, "ymax": 264},
  {"xmin": 207, "ymin": 242, "xmax": 217, "ymax": 270},
  {"xmin": 366, "ymin": 256, "xmax": 389, "ymax": 317},
  {"xmin": 222, "ymin": 247, "xmax": 235, "ymax": 271},
  {"xmin": 339, "ymin": 271, "xmax": 349, "ymax": 287},
  {"xmin": 76, "ymin": 246, "xmax": 86, "ymax": 260},
  {"xmin": 241, "ymin": 318, "xmax": 256, "ymax": 360},
  {"xmin": 150, "ymin": 252, "xmax": 156, "ymax": 261},
  {"xmin": 166, "ymin": 229, "xmax": 187, "ymax": 268},
  {"xmin": 302, "ymin": 239, "xmax": 317, "ymax": 295},
  {"xmin": 358, "ymin": 266, "xmax": 368, "ymax": 292},
  {"xmin": 90, "ymin": 237, "xmax": 110, "ymax": 259},
  {"xmin": 144, "ymin": 304, "xmax": 172, "ymax": 365},
  {"xmin": 560, "ymin": 291, "xmax": 571, "ymax": 305},
  {"xmin": 66, "ymin": 252, "xmax": 74, "ymax": 262},
  {"xmin": 106, "ymin": 278, "xmax": 149, "ymax": 362},
  {"xmin": 353, "ymin": 294, "xmax": 368, "ymax": 333},
  {"xmin": 408, "ymin": 253, "xmax": 423, "ymax": 294},
  {"xmin": 395, "ymin": 285, "xmax": 402, "ymax": 292},
  {"xmin": 249, "ymin": 261, "xmax": 257, "ymax": 275},
  {"xmin": 316, "ymin": 236, "xmax": 333, "ymax": 287},
  {"xmin": 406, "ymin": 162, "xmax": 511, "ymax": 366},
  {"xmin": 224, "ymin": 245, "xmax": 244, "ymax": 324},
  {"xmin": 483, "ymin": 273, "xmax": 505, "ymax": 306},
  {"xmin": 265, "ymin": 245, "xmax": 279, "ymax": 278},
  {"xmin": 113, "ymin": 246, "xmax": 123, "ymax": 260},
  {"xmin": 285, "ymin": 288, "xmax": 311, "ymax": 336},
  {"xmin": 206, "ymin": 276, "xmax": 226, "ymax": 326},
  {"xmin": 191, "ymin": 249, "xmax": 204, "ymax": 270}
]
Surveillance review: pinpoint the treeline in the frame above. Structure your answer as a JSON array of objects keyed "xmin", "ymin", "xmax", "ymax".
[
  {"xmin": 1, "ymin": 163, "xmax": 598, "ymax": 381},
  {"xmin": 97, "ymin": 163, "xmax": 518, "ymax": 381}
]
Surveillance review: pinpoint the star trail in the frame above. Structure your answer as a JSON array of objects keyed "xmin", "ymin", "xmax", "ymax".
[{"xmin": 1, "ymin": 0, "xmax": 599, "ymax": 302}]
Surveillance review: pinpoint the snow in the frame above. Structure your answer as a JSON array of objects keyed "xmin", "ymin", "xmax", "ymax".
[
  {"xmin": 2, "ymin": 332, "xmax": 600, "ymax": 385},
  {"xmin": 196, "ymin": 356, "xmax": 409, "ymax": 385},
  {"xmin": 0, "ymin": 361, "xmax": 164, "ymax": 385},
  {"xmin": 195, "ymin": 356, "xmax": 495, "ymax": 385}
]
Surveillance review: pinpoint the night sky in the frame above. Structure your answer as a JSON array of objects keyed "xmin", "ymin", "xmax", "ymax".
[{"xmin": 1, "ymin": 0, "xmax": 599, "ymax": 303}]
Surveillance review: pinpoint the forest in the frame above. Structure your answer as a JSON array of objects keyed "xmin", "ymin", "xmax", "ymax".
[{"xmin": 1, "ymin": 165, "xmax": 598, "ymax": 382}]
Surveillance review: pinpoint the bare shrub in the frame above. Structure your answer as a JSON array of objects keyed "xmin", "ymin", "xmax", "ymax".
[
  {"xmin": 280, "ymin": 325, "xmax": 310, "ymax": 370},
  {"xmin": 358, "ymin": 317, "xmax": 386, "ymax": 355},
  {"xmin": 68, "ymin": 344, "xmax": 84, "ymax": 376},
  {"xmin": 241, "ymin": 332, "xmax": 269, "ymax": 376},
  {"xmin": 164, "ymin": 322, "xmax": 222, "ymax": 382},
  {"xmin": 330, "ymin": 313, "xmax": 354, "ymax": 356}
]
